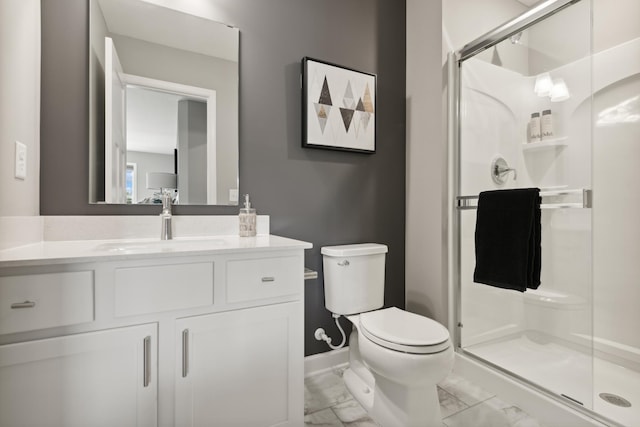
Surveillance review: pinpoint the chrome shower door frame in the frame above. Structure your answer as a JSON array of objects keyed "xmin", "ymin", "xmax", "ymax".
[
  {"xmin": 447, "ymin": 0, "xmax": 583, "ymax": 351},
  {"xmin": 446, "ymin": 1, "xmax": 616, "ymax": 425}
]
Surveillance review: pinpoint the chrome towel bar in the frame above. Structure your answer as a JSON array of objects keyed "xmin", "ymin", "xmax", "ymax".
[{"xmin": 456, "ymin": 189, "xmax": 592, "ymax": 210}]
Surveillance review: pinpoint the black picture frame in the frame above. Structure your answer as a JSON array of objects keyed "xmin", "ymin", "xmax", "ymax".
[{"xmin": 301, "ymin": 57, "xmax": 376, "ymax": 153}]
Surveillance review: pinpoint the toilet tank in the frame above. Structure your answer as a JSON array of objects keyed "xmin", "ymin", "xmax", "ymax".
[{"xmin": 321, "ymin": 243, "xmax": 388, "ymax": 315}]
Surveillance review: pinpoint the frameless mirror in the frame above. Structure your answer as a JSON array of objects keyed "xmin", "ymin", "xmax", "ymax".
[{"xmin": 89, "ymin": 0, "xmax": 239, "ymax": 205}]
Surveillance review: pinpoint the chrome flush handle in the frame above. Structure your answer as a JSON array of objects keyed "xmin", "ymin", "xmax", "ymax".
[{"xmin": 337, "ymin": 260, "xmax": 350, "ymax": 267}]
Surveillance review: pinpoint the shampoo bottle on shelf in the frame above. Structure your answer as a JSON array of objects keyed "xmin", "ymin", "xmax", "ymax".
[
  {"xmin": 239, "ymin": 194, "xmax": 257, "ymax": 237},
  {"xmin": 529, "ymin": 112, "xmax": 541, "ymax": 143},
  {"xmin": 541, "ymin": 109, "xmax": 554, "ymax": 140}
]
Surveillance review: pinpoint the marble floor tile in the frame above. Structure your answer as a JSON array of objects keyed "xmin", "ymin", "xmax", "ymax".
[
  {"xmin": 443, "ymin": 396, "xmax": 547, "ymax": 427},
  {"xmin": 437, "ymin": 386, "xmax": 470, "ymax": 418},
  {"xmin": 305, "ymin": 370, "xmax": 545, "ymax": 427},
  {"xmin": 304, "ymin": 408, "xmax": 345, "ymax": 427},
  {"xmin": 342, "ymin": 419, "xmax": 381, "ymax": 427},
  {"xmin": 305, "ymin": 368, "xmax": 352, "ymax": 414},
  {"xmin": 331, "ymin": 399, "xmax": 379, "ymax": 426},
  {"xmin": 438, "ymin": 372, "xmax": 495, "ymax": 406}
]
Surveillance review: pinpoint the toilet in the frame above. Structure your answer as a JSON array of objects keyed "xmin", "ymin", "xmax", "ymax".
[{"xmin": 322, "ymin": 243, "xmax": 453, "ymax": 427}]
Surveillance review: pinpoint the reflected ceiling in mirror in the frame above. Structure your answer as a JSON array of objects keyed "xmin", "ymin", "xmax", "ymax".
[{"xmin": 89, "ymin": 0, "xmax": 239, "ymax": 205}]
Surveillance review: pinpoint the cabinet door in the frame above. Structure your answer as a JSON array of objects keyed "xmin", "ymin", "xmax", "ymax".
[
  {"xmin": 0, "ymin": 324, "xmax": 157, "ymax": 427},
  {"xmin": 175, "ymin": 302, "xmax": 303, "ymax": 427}
]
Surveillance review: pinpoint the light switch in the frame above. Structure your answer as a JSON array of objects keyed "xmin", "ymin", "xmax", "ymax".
[
  {"xmin": 229, "ymin": 189, "xmax": 239, "ymax": 203},
  {"xmin": 15, "ymin": 141, "xmax": 27, "ymax": 180}
]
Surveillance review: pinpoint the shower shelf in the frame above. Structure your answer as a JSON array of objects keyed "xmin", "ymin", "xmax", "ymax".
[
  {"xmin": 522, "ymin": 136, "xmax": 568, "ymax": 152},
  {"xmin": 456, "ymin": 188, "xmax": 592, "ymax": 210}
]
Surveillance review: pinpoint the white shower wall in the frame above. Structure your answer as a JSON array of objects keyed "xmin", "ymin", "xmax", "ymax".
[
  {"xmin": 593, "ymin": 38, "xmax": 640, "ymax": 368},
  {"xmin": 459, "ymin": 10, "xmax": 594, "ymax": 349},
  {"xmin": 460, "ymin": 9, "xmax": 640, "ymax": 373}
]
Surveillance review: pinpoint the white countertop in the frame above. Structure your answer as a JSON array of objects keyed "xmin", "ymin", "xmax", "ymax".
[{"xmin": 0, "ymin": 235, "xmax": 312, "ymax": 268}]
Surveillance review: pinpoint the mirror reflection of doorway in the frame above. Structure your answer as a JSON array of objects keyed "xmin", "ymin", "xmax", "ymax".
[
  {"xmin": 104, "ymin": 36, "xmax": 216, "ymax": 204},
  {"xmin": 126, "ymin": 85, "xmax": 208, "ymax": 205}
]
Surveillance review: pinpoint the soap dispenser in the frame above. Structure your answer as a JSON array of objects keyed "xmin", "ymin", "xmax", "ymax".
[{"xmin": 239, "ymin": 194, "xmax": 257, "ymax": 237}]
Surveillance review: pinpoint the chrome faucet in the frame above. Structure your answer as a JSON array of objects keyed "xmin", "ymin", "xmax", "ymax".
[
  {"xmin": 160, "ymin": 190, "xmax": 173, "ymax": 240},
  {"xmin": 491, "ymin": 156, "xmax": 517, "ymax": 185}
]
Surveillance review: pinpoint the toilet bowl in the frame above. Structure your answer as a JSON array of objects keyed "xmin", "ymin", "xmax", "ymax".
[
  {"xmin": 344, "ymin": 308, "xmax": 454, "ymax": 427},
  {"xmin": 321, "ymin": 244, "xmax": 453, "ymax": 427}
]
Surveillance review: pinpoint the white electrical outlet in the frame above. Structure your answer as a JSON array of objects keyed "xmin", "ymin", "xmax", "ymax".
[
  {"xmin": 15, "ymin": 141, "xmax": 27, "ymax": 180},
  {"xmin": 229, "ymin": 189, "xmax": 239, "ymax": 203}
]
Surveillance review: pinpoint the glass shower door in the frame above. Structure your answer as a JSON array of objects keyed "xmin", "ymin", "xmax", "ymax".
[
  {"xmin": 456, "ymin": 0, "xmax": 595, "ymax": 412},
  {"xmin": 592, "ymin": 1, "xmax": 640, "ymax": 424}
]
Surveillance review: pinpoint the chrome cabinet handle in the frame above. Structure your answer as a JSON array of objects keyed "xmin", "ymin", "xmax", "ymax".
[
  {"xmin": 182, "ymin": 329, "xmax": 189, "ymax": 378},
  {"xmin": 11, "ymin": 301, "xmax": 36, "ymax": 309},
  {"xmin": 143, "ymin": 336, "xmax": 151, "ymax": 387},
  {"xmin": 261, "ymin": 277, "xmax": 275, "ymax": 283}
]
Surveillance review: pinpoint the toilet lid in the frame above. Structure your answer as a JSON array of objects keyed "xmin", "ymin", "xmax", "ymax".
[{"xmin": 359, "ymin": 307, "xmax": 450, "ymax": 354}]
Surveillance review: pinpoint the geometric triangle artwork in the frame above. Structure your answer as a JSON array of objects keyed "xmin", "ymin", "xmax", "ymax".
[
  {"xmin": 361, "ymin": 112, "xmax": 371, "ymax": 131},
  {"xmin": 362, "ymin": 83, "xmax": 374, "ymax": 113},
  {"xmin": 318, "ymin": 76, "xmax": 333, "ymax": 106},
  {"xmin": 353, "ymin": 111, "xmax": 361, "ymax": 137},
  {"xmin": 355, "ymin": 97, "xmax": 365, "ymax": 112},
  {"xmin": 343, "ymin": 81, "xmax": 355, "ymax": 109},
  {"xmin": 314, "ymin": 103, "xmax": 331, "ymax": 134},
  {"xmin": 339, "ymin": 107, "xmax": 355, "ymax": 131}
]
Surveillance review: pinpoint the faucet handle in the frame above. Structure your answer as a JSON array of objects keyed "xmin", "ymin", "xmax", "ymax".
[{"xmin": 491, "ymin": 156, "xmax": 517, "ymax": 185}]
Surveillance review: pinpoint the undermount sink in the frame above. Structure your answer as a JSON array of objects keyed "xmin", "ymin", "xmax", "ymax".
[{"xmin": 94, "ymin": 237, "xmax": 227, "ymax": 254}]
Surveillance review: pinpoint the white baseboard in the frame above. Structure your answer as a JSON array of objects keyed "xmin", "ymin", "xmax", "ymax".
[
  {"xmin": 304, "ymin": 348, "xmax": 349, "ymax": 378},
  {"xmin": 454, "ymin": 353, "xmax": 609, "ymax": 427}
]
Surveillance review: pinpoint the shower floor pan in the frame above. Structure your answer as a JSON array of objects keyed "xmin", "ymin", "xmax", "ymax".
[{"xmin": 465, "ymin": 331, "xmax": 640, "ymax": 426}]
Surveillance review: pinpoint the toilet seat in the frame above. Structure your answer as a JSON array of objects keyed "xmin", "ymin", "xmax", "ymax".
[{"xmin": 359, "ymin": 307, "xmax": 450, "ymax": 354}]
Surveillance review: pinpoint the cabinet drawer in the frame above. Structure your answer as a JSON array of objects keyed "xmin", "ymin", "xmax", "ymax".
[
  {"xmin": 226, "ymin": 256, "xmax": 300, "ymax": 303},
  {"xmin": 0, "ymin": 271, "xmax": 94, "ymax": 335},
  {"xmin": 115, "ymin": 262, "xmax": 214, "ymax": 317}
]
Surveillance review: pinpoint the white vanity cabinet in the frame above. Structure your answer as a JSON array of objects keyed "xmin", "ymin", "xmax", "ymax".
[
  {"xmin": 0, "ymin": 324, "xmax": 157, "ymax": 427},
  {"xmin": 175, "ymin": 302, "xmax": 302, "ymax": 426},
  {"xmin": 0, "ymin": 234, "xmax": 310, "ymax": 427}
]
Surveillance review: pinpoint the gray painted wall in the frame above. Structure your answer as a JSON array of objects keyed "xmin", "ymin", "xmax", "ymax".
[
  {"xmin": 40, "ymin": 0, "xmax": 406, "ymax": 356},
  {"xmin": 178, "ymin": 100, "xmax": 207, "ymax": 205}
]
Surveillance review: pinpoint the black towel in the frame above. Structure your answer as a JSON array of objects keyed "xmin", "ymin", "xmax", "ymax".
[{"xmin": 473, "ymin": 188, "xmax": 541, "ymax": 292}]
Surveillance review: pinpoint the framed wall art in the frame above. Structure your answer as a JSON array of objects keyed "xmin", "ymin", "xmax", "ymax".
[{"xmin": 302, "ymin": 57, "xmax": 376, "ymax": 153}]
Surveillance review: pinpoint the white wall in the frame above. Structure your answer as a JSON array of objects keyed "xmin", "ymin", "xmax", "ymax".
[
  {"xmin": 406, "ymin": 0, "xmax": 445, "ymax": 323},
  {"xmin": 0, "ymin": 0, "xmax": 41, "ymax": 217}
]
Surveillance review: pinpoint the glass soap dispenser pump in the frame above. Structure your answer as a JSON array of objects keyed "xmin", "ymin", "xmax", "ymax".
[{"xmin": 239, "ymin": 194, "xmax": 257, "ymax": 237}]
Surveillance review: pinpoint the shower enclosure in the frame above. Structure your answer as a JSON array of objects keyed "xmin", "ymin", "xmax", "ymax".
[{"xmin": 449, "ymin": 1, "xmax": 639, "ymax": 426}]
